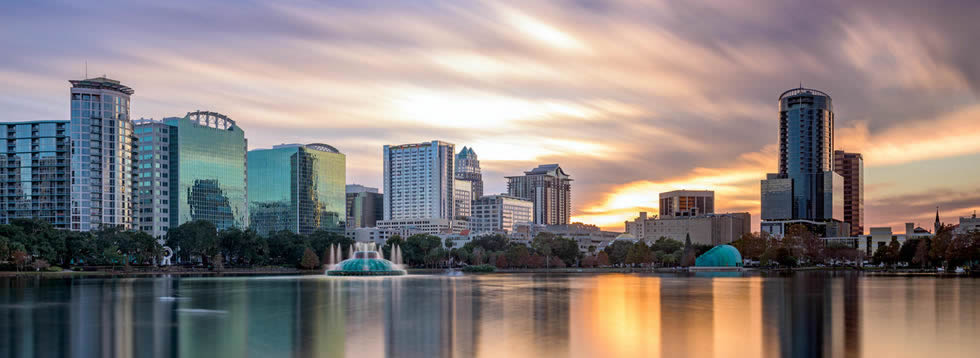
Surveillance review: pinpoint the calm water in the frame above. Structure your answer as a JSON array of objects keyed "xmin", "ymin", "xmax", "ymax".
[{"xmin": 1, "ymin": 272, "xmax": 978, "ymax": 358}]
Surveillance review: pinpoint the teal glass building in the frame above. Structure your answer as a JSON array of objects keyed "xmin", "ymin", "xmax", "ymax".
[
  {"xmin": 0, "ymin": 121, "xmax": 70, "ymax": 228},
  {"xmin": 134, "ymin": 111, "xmax": 248, "ymax": 236},
  {"xmin": 248, "ymin": 144, "xmax": 345, "ymax": 236}
]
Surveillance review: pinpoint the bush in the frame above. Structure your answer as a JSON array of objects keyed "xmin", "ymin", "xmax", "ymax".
[
  {"xmin": 45, "ymin": 266, "xmax": 63, "ymax": 272},
  {"xmin": 461, "ymin": 264, "xmax": 496, "ymax": 273}
]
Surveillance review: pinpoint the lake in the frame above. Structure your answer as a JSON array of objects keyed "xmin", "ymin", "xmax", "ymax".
[{"xmin": 1, "ymin": 272, "xmax": 978, "ymax": 357}]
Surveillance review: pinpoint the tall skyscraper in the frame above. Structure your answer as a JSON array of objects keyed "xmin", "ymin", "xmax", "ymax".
[
  {"xmin": 506, "ymin": 164, "xmax": 572, "ymax": 225},
  {"xmin": 69, "ymin": 77, "xmax": 135, "ymax": 231},
  {"xmin": 134, "ymin": 111, "xmax": 248, "ymax": 237},
  {"xmin": 248, "ymin": 143, "xmax": 346, "ymax": 236},
  {"xmin": 346, "ymin": 184, "xmax": 383, "ymax": 229},
  {"xmin": 379, "ymin": 141, "xmax": 456, "ymax": 234},
  {"xmin": 834, "ymin": 151, "xmax": 864, "ymax": 236},
  {"xmin": 659, "ymin": 190, "xmax": 715, "ymax": 217},
  {"xmin": 454, "ymin": 147, "xmax": 483, "ymax": 199},
  {"xmin": 761, "ymin": 87, "xmax": 845, "ymax": 237},
  {"xmin": 0, "ymin": 121, "xmax": 70, "ymax": 228}
]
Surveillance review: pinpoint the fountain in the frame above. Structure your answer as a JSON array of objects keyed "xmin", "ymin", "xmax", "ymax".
[{"xmin": 326, "ymin": 242, "xmax": 406, "ymax": 276}]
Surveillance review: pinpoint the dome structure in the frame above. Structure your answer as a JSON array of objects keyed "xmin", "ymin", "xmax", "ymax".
[
  {"xmin": 327, "ymin": 251, "xmax": 406, "ymax": 276},
  {"xmin": 613, "ymin": 233, "xmax": 637, "ymax": 242},
  {"xmin": 695, "ymin": 245, "xmax": 743, "ymax": 267}
]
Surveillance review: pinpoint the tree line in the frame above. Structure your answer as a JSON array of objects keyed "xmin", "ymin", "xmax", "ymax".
[
  {"xmin": 732, "ymin": 223, "xmax": 980, "ymax": 269},
  {"xmin": 0, "ymin": 219, "xmax": 355, "ymax": 271}
]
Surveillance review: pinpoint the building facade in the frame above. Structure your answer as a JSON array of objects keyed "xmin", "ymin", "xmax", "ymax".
[
  {"xmin": 470, "ymin": 195, "xmax": 533, "ymax": 235},
  {"xmin": 454, "ymin": 146, "xmax": 483, "ymax": 199},
  {"xmin": 761, "ymin": 87, "xmax": 844, "ymax": 237},
  {"xmin": 506, "ymin": 164, "xmax": 572, "ymax": 225},
  {"xmin": 346, "ymin": 185, "xmax": 383, "ymax": 229},
  {"xmin": 134, "ymin": 111, "xmax": 248, "ymax": 237},
  {"xmin": 69, "ymin": 77, "xmax": 135, "ymax": 231},
  {"xmin": 248, "ymin": 143, "xmax": 346, "ymax": 236},
  {"xmin": 0, "ymin": 121, "xmax": 70, "ymax": 228},
  {"xmin": 453, "ymin": 179, "xmax": 472, "ymax": 220},
  {"xmin": 380, "ymin": 141, "xmax": 455, "ymax": 231},
  {"xmin": 834, "ymin": 150, "xmax": 864, "ymax": 236},
  {"xmin": 659, "ymin": 190, "xmax": 714, "ymax": 217},
  {"xmin": 133, "ymin": 119, "xmax": 173, "ymax": 237},
  {"xmin": 624, "ymin": 211, "xmax": 751, "ymax": 246}
]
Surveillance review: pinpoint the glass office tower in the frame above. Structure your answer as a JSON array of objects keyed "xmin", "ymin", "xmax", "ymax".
[
  {"xmin": 69, "ymin": 77, "xmax": 135, "ymax": 231},
  {"xmin": 761, "ymin": 87, "xmax": 846, "ymax": 237},
  {"xmin": 134, "ymin": 111, "xmax": 248, "ymax": 236},
  {"xmin": 0, "ymin": 121, "xmax": 70, "ymax": 228},
  {"xmin": 248, "ymin": 143, "xmax": 345, "ymax": 236}
]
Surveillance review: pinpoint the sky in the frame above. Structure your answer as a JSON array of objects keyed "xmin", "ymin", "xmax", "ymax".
[{"xmin": 2, "ymin": 0, "xmax": 979, "ymax": 233}]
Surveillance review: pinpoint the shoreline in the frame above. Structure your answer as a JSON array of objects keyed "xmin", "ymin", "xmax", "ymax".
[{"xmin": 1, "ymin": 266, "xmax": 973, "ymax": 278}]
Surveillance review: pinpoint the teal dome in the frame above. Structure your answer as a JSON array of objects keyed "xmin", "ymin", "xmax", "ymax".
[
  {"xmin": 327, "ymin": 251, "xmax": 406, "ymax": 276},
  {"xmin": 695, "ymin": 245, "xmax": 743, "ymax": 267}
]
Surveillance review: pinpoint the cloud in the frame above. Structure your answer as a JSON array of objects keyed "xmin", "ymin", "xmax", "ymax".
[{"xmin": 1, "ymin": 0, "xmax": 979, "ymax": 233}]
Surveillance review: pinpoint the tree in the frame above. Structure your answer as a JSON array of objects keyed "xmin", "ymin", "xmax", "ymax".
[
  {"xmin": 495, "ymin": 254, "xmax": 508, "ymax": 268},
  {"xmin": 680, "ymin": 234, "xmax": 696, "ymax": 267},
  {"xmin": 166, "ymin": 220, "xmax": 219, "ymax": 265},
  {"xmin": 466, "ymin": 234, "xmax": 509, "ymax": 253},
  {"xmin": 605, "ymin": 240, "xmax": 632, "ymax": 266},
  {"xmin": 929, "ymin": 224, "xmax": 955, "ymax": 268},
  {"xmin": 505, "ymin": 244, "xmax": 531, "ymax": 268},
  {"xmin": 596, "ymin": 251, "xmax": 610, "ymax": 267},
  {"xmin": 300, "ymin": 247, "xmax": 321, "ymax": 269},
  {"xmin": 913, "ymin": 238, "xmax": 931, "ymax": 267},
  {"xmin": 220, "ymin": 228, "xmax": 267, "ymax": 266},
  {"xmin": 582, "ymin": 255, "xmax": 597, "ymax": 268},
  {"xmin": 899, "ymin": 238, "xmax": 920, "ymax": 265},
  {"xmin": 732, "ymin": 232, "xmax": 769, "ymax": 260},
  {"xmin": 12, "ymin": 250, "xmax": 29, "ymax": 272},
  {"xmin": 626, "ymin": 241, "xmax": 652, "ymax": 267}
]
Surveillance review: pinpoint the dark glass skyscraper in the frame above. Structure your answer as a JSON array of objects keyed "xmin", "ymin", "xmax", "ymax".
[
  {"xmin": 761, "ymin": 87, "xmax": 845, "ymax": 236},
  {"xmin": 248, "ymin": 143, "xmax": 345, "ymax": 236},
  {"xmin": 0, "ymin": 121, "xmax": 70, "ymax": 228}
]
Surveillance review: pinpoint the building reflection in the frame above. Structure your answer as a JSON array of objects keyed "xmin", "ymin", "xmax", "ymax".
[{"xmin": 9, "ymin": 272, "xmax": 980, "ymax": 357}]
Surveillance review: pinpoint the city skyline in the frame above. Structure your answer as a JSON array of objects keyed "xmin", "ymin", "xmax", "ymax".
[{"xmin": 4, "ymin": 1, "xmax": 980, "ymax": 232}]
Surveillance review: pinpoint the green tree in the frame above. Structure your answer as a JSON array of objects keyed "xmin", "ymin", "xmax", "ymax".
[
  {"xmin": 166, "ymin": 220, "xmax": 219, "ymax": 265},
  {"xmin": 604, "ymin": 240, "xmax": 632, "ymax": 266},
  {"xmin": 219, "ymin": 228, "xmax": 267, "ymax": 266},
  {"xmin": 505, "ymin": 244, "xmax": 531, "ymax": 268},
  {"xmin": 626, "ymin": 241, "xmax": 652, "ymax": 267},
  {"xmin": 266, "ymin": 230, "xmax": 306, "ymax": 265},
  {"xmin": 912, "ymin": 238, "xmax": 931, "ymax": 267},
  {"xmin": 300, "ymin": 247, "xmax": 321, "ymax": 269}
]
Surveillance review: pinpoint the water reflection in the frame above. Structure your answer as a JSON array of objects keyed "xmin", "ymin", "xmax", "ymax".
[{"xmin": 1, "ymin": 273, "xmax": 979, "ymax": 357}]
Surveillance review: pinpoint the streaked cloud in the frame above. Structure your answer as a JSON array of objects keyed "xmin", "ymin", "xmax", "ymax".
[{"xmin": 1, "ymin": 0, "xmax": 979, "ymax": 232}]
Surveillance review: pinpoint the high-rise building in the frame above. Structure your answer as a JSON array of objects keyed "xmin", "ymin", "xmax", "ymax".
[
  {"xmin": 470, "ymin": 195, "xmax": 533, "ymax": 235},
  {"xmin": 659, "ymin": 190, "xmax": 715, "ymax": 217},
  {"xmin": 0, "ymin": 121, "xmax": 70, "ymax": 228},
  {"xmin": 454, "ymin": 147, "xmax": 483, "ymax": 199},
  {"xmin": 346, "ymin": 185, "xmax": 383, "ymax": 229},
  {"xmin": 69, "ymin": 77, "xmax": 135, "ymax": 231},
  {"xmin": 453, "ymin": 178, "xmax": 472, "ymax": 220},
  {"xmin": 506, "ymin": 164, "xmax": 572, "ymax": 225},
  {"xmin": 761, "ymin": 87, "xmax": 845, "ymax": 237},
  {"xmin": 379, "ymin": 141, "xmax": 456, "ymax": 233},
  {"xmin": 248, "ymin": 143, "xmax": 346, "ymax": 236},
  {"xmin": 134, "ymin": 111, "xmax": 248, "ymax": 237},
  {"xmin": 834, "ymin": 151, "xmax": 864, "ymax": 236}
]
